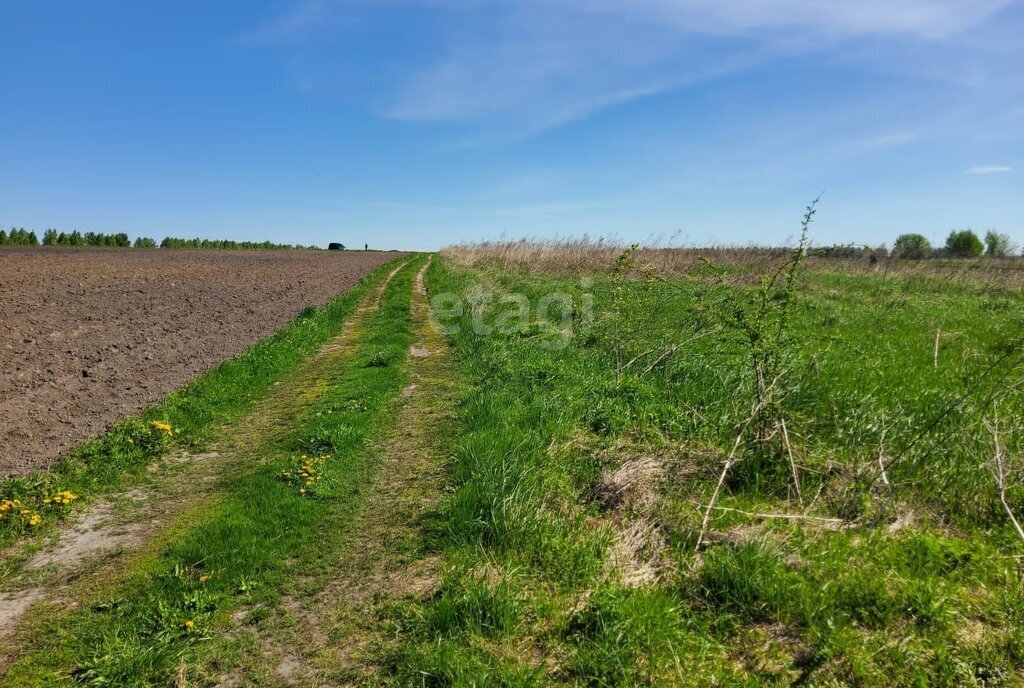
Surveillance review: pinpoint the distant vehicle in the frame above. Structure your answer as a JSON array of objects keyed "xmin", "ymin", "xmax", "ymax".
[{"xmin": 328, "ymin": 243, "xmax": 346, "ymax": 250}]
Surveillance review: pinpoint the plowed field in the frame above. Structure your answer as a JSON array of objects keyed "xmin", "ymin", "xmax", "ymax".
[{"xmin": 0, "ymin": 247, "xmax": 406, "ymax": 476}]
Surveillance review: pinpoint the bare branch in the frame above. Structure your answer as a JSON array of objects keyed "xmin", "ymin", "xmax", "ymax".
[
  {"xmin": 780, "ymin": 418, "xmax": 802, "ymax": 506},
  {"xmin": 985, "ymin": 419, "xmax": 1024, "ymax": 544},
  {"xmin": 695, "ymin": 376, "xmax": 780, "ymax": 551},
  {"xmin": 695, "ymin": 503, "xmax": 847, "ymax": 527}
]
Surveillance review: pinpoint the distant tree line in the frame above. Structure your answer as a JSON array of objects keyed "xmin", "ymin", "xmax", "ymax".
[
  {"xmin": 0, "ymin": 228, "xmax": 320, "ymax": 250},
  {"xmin": 814, "ymin": 230, "xmax": 1019, "ymax": 261},
  {"xmin": 156, "ymin": 236, "xmax": 317, "ymax": 250},
  {"xmin": 0, "ymin": 228, "xmax": 40, "ymax": 245},
  {"xmin": 892, "ymin": 229, "xmax": 1018, "ymax": 259}
]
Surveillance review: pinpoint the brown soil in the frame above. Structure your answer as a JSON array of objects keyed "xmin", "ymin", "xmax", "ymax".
[{"xmin": 0, "ymin": 247, "xmax": 406, "ymax": 477}]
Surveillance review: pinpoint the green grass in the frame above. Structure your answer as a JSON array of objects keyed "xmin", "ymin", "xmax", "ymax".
[
  {"xmin": 381, "ymin": 256, "xmax": 1024, "ymax": 686},
  {"xmin": 1, "ymin": 257, "xmax": 425, "ymax": 686},
  {"xmin": 0, "ymin": 259, "xmax": 405, "ymax": 551}
]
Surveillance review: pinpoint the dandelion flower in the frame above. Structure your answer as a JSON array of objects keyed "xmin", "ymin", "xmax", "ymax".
[{"xmin": 149, "ymin": 420, "xmax": 173, "ymax": 436}]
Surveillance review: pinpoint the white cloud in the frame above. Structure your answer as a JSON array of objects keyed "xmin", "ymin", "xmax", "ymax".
[
  {"xmin": 567, "ymin": 0, "xmax": 1017, "ymax": 38},
  {"xmin": 382, "ymin": 0, "xmax": 1021, "ymax": 134},
  {"xmin": 965, "ymin": 165, "xmax": 1012, "ymax": 174},
  {"xmin": 236, "ymin": 0, "xmax": 327, "ymax": 44},
  {"xmin": 239, "ymin": 0, "xmax": 1024, "ymax": 139}
]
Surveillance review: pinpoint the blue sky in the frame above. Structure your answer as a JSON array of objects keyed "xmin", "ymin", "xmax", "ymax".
[{"xmin": 2, "ymin": 1, "xmax": 1022, "ymax": 251}]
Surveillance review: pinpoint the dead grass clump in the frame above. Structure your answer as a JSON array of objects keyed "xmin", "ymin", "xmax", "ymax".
[
  {"xmin": 590, "ymin": 456, "xmax": 665, "ymax": 512},
  {"xmin": 587, "ymin": 455, "xmax": 673, "ymax": 586},
  {"xmin": 607, "ymin": 517, "xmax": 666, "ymax": 587}
]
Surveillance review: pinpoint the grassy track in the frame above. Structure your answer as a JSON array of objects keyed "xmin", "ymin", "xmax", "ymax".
[
  {"xmin": 0, "ymin": 257, "xmax": 426, "ymax": 685},
  {"xmin": 182, "ymin": 257, "xmax": 463, "ymax": 685}
]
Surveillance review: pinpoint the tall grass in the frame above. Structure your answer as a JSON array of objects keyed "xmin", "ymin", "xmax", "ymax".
[{"xmin": 443, "ymin": 237, "xmax": 1024, "ymax": 289}]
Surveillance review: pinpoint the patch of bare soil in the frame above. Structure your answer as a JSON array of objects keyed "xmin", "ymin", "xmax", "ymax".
[
  {"xmin": 0, "ymin": 590, "xmax": 45, "ymax": 638},
  {"xmin": 0, "ymin": 247, "xmax": 407, "ymax": 476},
  {"xmin": 27, "ymin": 502, "xmax": 141, "ymax": 570}
]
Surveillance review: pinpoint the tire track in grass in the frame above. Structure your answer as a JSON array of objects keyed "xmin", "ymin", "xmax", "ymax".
[
  {"xmin": 198, "ymin": 257, "xmax": 461, "ymax": 686},
  {"xmin": 0, "ymin": 260, "xmax": 414, "ymax": 680},
  {"xmin": 216, "ymin": 258, "xmax": 409, "ymax": 452}
]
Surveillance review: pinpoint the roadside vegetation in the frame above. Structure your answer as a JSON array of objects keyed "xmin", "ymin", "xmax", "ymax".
[{"xmin": 381, "ymin": 227, "xmax": 1024, "ymax": 685}]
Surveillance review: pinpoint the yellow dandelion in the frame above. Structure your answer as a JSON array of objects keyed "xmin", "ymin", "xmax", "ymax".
[
  {"xmin": 149, "ymin": 420, "xmax": 173, "ymax": 436},
  {"xmin": 184, "ymin": 619, "xmax": 194, "ymax": 629},
  {"xmin": 199, "ymin": 575, "xmax": 209, "ymax": 583}
]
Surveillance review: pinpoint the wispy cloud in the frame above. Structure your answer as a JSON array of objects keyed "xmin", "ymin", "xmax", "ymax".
[
  {"xmin": 570, "ymin": 0, "xmax": 1017, "ymax": 38},
  {"xmin": 965, "ymin": 164, "xmax": 1012, "ymax": 174},
  {"xmin": 386, "ymin": 0, "xmax": 1020, "ymax": 137},
  {"xmin": 842, "ymin": 131, "xmax": 922, "ymax": 153},
  {"xmin": 237, "ymin": 0, "xmax": 1024, "ymax": 140},
  {"xmin": 236, "ymin": 0, "xmax": 327, "ymax": 44}
]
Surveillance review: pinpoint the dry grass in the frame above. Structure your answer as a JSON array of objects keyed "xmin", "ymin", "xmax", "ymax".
[
  {"xmin": 442, "ymin": 238, "xmax": 1024, "ymax": 288},
  {"xmin": 442, "ymin": 237, "xmax": 792, "ymax": 276},
  {"xmin": 590, "ymin": 456, "xmax": 665, "ymax": 513}
]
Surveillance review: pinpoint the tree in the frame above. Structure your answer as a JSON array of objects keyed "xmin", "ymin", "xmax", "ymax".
[
  {"xmin": 894, "ymin": 233, "xmax": 932, "ymax": 259},
  {"xmin": 984, "ymin": 230, "xmax": 1016, "ymax": 258},
  {"xmin": 42, "ymin": 229, "xmax": 58, "ymax": 245},
  {"xmin": 946, "ymin": 229, "xmax": 983, "ymax": 258},
  {"xmin": 4, "ymin": 228, "xmax": 40, "ymax": 245},
  {"xmin": 134, "ymin": 236, "xmax": 157, "ymax": 248}
]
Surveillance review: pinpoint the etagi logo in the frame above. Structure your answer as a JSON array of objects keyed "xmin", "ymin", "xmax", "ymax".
[{"xmin": 430, "ymin": 278, "xmax": 594, "ymax": 350}]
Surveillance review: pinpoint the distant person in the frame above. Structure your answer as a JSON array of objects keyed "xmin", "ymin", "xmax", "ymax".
[{"xmin": 364, "ymin": 243, "xmax": 368, "ymax": 251}]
